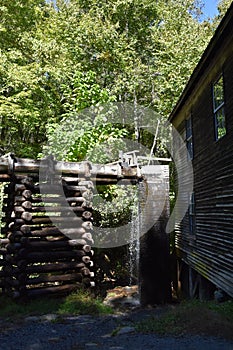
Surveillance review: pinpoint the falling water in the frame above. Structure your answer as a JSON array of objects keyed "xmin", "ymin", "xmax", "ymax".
[{"xmin": 128, "ymin": 203, "xmax": 140, "ymax": 286}]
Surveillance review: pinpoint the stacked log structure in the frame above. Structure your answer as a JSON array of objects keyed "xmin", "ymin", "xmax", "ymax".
[
  {"xmin": 0, "ymin": 157, "xmax": 95, "ymax": 298},
  {"xmin": 0, "ymin": 177, "xmax": 16, "ymax": 292},
  {"xmin": 0, "ymin": 154, "xmax": 141, "ymax": 299}
]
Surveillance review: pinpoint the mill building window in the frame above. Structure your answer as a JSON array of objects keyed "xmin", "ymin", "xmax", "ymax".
[
  {"xmin": 189, "ymin": 192, "xmax": 196, "ymax": 235},
  {"xmin": 213, "ymin": 75, "xmax": 226, "ymax": 140},
  {"xmin": 185, "ymin": 116, "xmax": 193, "ymax": 160}
]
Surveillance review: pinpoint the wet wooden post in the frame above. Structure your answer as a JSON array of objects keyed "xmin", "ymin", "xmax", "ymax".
[{"xmin": 139, "ymin": 165, "xmax": 172, "ymax": 305}]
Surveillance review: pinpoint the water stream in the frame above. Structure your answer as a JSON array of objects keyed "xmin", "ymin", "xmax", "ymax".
[{"xmin": 128, "ymin": 203, "xmax": 140, "ymax": 286}]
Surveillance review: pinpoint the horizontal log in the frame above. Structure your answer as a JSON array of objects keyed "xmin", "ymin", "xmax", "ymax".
[
  {"xmin": 23, "ymin": 239, "xmax": 89, "ymax": 250},
  {"xmin": 5, "ymin": 277, "xmax": 20, "ymax": 287},
  {"xmin": 17, "ymin": 259, "xmax": 28, "ymax": 269},
  {"xmin": 0, "ymin": 238, "xmax": 10, "ymax": 245},
  {"xmin": 15, "ymin": 184, "xmax": 27, "ymax": 192},
  {"xmin": 28, "ymin": 216, "xmax": 84, "ymax": 225},
  {"xmin": 0, "ymin": 174, "xmax": 10, "ymax": 181},
  {"xmin": 6, "ymin": 243, "xmax": 22, "ymax": 254},
  {"xmin": 80, "ymin": 267, "xmax": 92, "ymax": 276},
  {"xmin": 29, "ymin": 196, "xmax": 88, "ymax": 205},
  {"xmin": 82, "ymin": 245, "xmax": 92, "ymax": 253},
  {"xmin": 24, "ymin": 283, "xmax": 83, "ymax": 298},
  {"xmin": 31, "ymin": 196, "xmax": 61, "ymax": 203},
  {"xmin": 23, "ymin": 250, "xmax": 86, "ymax": 262},
  {"xmin": 82, "ymin": 256, "xmax": 92, "ymax": 264},
  {"xmin": 68, "ymin": 239, "xmax": 88, "ymax": 247},
  {"xmin": 15, "ymin": 195, "xmax": 31, "ymax": 203},
  {"xmin": 62, "ymin": 179, "xmax": 94, "ymax": 188},
  {"xmin": 14, "ymin": 206, "xmax": 25, "ymax": 214},
  {"xmin": 20, "ymin": 225, "xmax": 31, "ymax": 234},
  {"xmin": 15, "ymin": 219, "xmax": 27, "ymax": 225},
  {"xmin": 12, "ymin": 216, "xmax": 85, "ymax": 227},
  {"xmin": 2, "ymin": 265, "xmax": 20, "ymax": 275},
  {"xmin": 31, "ymin": 206, "xmax": 85, "ymax": 214},
  {"xmin": 15, "ymin": 173, "xmax": 39, "ymax": 179},
  {"xmin": 64, "ymin": 185, "xmax": 90, "ymax": 192},
  {"xmin": 21, "ymin": 212, "xmax": 33, "ymax": 222},
  {"xmin": 64, "ymin": 197, "xmax": 85, "ymax": 203},
  {"xmin": 15, "ymin": 183, "xmax": 40, "ymax": 194},
  {"xmin": 82, "ymin": 233, "xmax": 94, "ymax": 245},
  {"xmin": 8, "ymin": 232, "xmax": 24, "ymax": 243},
  {"xmin": 29, "ymin": 227, "xmax": 86, "ymax": 237},
  {"xmin": 25, "ymin": 262, "xmax": 85, "ymax": 274},
  {"xmin": 0, "ymin": 156, "xmax": 138, "ymax": 178},
  {"xmin": 2, "ymin": 261, "xmax": 86, "ymax": 276},
  {"xmin": 81, "ymin": 221, "xmax": 93, "ymax": 231},
  {"xmin": 22, "ymin": 201, "xmax": 32, "ymax": 210},
  {"xmin": 9, "ymin": 251, "xmax": 69, "ymax": 266},
  {"xmin": 40, "ymin": 184, "xmax": 86, "ymax": 196},
  {"xmin": 82, "ymin": 211, "xmax": 92, "ymax": 220},
  {"xmin": 26, "ymin": 272, "xmax": 83, "ymax": 285}
]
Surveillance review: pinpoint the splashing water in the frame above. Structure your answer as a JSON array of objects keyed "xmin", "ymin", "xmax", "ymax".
[{"xmin": 128, "ymin": 205, "xmax": 140, "ymax": 286}]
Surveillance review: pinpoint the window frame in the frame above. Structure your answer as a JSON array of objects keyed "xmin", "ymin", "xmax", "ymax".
[
  {"xmin": 212, "ymin": 74, "xmax": 226, "ymax": 141},
  {"xmin": 188, "ymin": 192, "xmax": 196, "ymax": 235},
  {"xmin": 185, "ymin": 115, "xmax": 194, "ymax": 160}
]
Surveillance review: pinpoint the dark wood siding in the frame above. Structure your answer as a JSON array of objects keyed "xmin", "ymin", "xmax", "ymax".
[{"xmin": 174, "ymin": 48, "xmax": 233, "ymax": 297}]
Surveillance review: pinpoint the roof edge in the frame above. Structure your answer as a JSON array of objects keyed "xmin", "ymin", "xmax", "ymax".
[{"xmin": 169, "ymin": 3, "xmax": 233, "ymax": 122}]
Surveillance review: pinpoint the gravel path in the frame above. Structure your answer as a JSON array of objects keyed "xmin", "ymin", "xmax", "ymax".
[{"xmin": 0, "ymin": 310, "xmax": 232, "ymax": 350}]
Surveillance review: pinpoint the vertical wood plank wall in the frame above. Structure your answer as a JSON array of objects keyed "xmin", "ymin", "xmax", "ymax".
[{"xmin": 174, "ymin": 35, "xmax": 233, "ymax": 298}]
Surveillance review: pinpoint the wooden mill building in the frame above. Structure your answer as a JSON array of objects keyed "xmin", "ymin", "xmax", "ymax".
[{"xmin": 170, "ymin": 4, "xmax": 233, "ymax": 299}]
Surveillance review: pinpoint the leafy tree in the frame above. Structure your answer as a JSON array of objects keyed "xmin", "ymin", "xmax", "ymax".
[
  {"xmin": 41, "ymin": 0, "xmax": 214, "ymax": 159},
  {"xmin": 0, "ymin": 1, "xmax": 61, "ymax": 157},
  {"xmin": 215, "ymin": 0, "xmax": 233, "ymax": 23},
  {"xmin": 0, "ymin": 0, "xmax": 214, "ymax": 159}
]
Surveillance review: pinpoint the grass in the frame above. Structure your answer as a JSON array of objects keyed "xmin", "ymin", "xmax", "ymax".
[
  {"xmin": 135, "ymin": 299, "xmax": 233, "ymax": 340},
  {"xmin": 0, "ymin": 289, "xmax": 113, "ymax": 320},
  {"xmin": 0, "ymin": 288, "xmax": 232, "ymax": 342},
  {"xmin": 57, "ymin": 289, "xmax": 113, "ymax": 316}
]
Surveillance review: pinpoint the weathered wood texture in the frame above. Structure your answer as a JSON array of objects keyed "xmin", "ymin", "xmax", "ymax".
[
  {"xmin": 172, "ymin": 7, "xmax": 233, "ymax": 299},
  {"xmin": 0, "ymin": 156, "xmax": 141, "ymax": 298},
  {"xmin": 0, "ymin": 165, "xmax": 95, "ymax": 298},
  {"xmin": 139, "ymin": 165, "xmax": 171, "ymax": 305},
  {"xmin": 0, "ymin": 156, "xmax": 138, "ymax": 179}
]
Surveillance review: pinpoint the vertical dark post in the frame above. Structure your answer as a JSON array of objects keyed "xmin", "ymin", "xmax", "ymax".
[{"xmin": 139, "ymin": 165, "xmax": 171, "ymax": 305}]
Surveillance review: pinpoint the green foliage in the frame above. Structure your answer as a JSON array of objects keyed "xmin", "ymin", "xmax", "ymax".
[
  {"xmin": 0, "ymin": 0, "xmax": 215, "ymax": 159},
  {"xmin": 0, "ymin": 295, "xmax": 61, "ymax": 318},
  {"xmin": 93, "ymin": 185, "xmax": 138, "ymax": 228},
  {"xmin": 135, "ymin": 300, "xmax": 233, "ymax": 338},
  {"xmin": 216, "ymin": 0, "xmax": 233, "ymax": 22},
  {"xmin": 135, "ymin": 313, "xmax": 182, "ymax": 335},
  {"xmin": 0, "ymin": 289, "xmax": 113, "ymax": 318},
  {"xmin": 57, "ymin": 289, "xmax": 113, "ymax": 315},
  {"xmin": 208, "ymin": 299, "xmax": 233, "ymax": 322},
  {"xmin": 92, "ymin": 184, "xmax": 139, "ymax": 289},
  {"xmin": 43, "ymin": 104, "xmax": 128, "ymax": 162}
]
